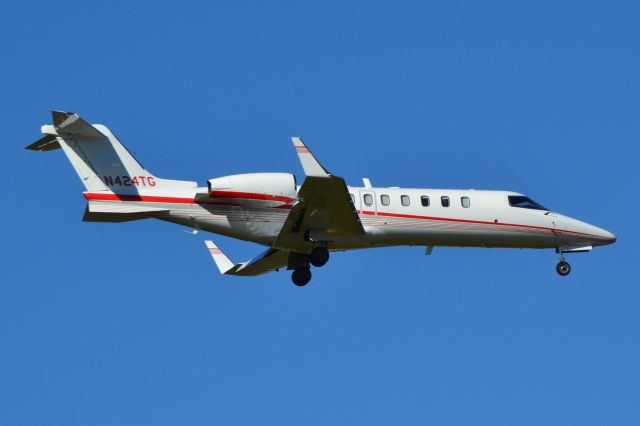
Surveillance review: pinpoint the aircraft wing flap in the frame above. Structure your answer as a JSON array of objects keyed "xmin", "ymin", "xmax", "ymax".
[
  {"xmin": 275, "ymin": 140, "xmax": 364, "ymax": 252},
  {"xmin": 205, "ymin": 241, "xmax": 289, "ymax": 276},
  {"xmin": 297, "ymin": 175, "xmax": 363, "ymax": 234}
]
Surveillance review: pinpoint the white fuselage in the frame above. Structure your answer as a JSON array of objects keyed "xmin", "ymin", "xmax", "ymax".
[
  {"xmin": 84, "ymin": 185, "xmax": 615, "ymax": 252},
  {"xmin": 29, "ymin": 112, "xmax": 616, "ymax": 283}
]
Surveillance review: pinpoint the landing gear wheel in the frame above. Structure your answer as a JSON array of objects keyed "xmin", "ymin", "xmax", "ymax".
[
  {"xmin": 309, "ymin": 247, "xmax": 330, "ymax": 267},
  {"xmin": 556, "ymin": 261, "xmax": 571, "ymax": 276},
  {"xmin": 291, "ymin": 267, "xmax": 312, "ymax": 286}
]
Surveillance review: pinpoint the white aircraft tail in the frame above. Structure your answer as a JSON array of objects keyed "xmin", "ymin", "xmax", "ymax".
[{"xmin": 26, "ymin": 111, "xmax": 197, "ymax": 194}]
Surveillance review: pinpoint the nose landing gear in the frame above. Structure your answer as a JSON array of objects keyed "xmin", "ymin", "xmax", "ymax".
[
  {"xmin": 556, "ymin": 255, "xmax": 571, "ymax": 276},
  {"xmin": 556, "ymin": 261, "xmax": 571, "ymax": 276}
]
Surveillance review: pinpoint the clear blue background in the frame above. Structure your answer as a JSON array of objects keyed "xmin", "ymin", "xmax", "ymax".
[{"xmin": 1, "ymin": 1, "xmax": 638, "ymax": 424}]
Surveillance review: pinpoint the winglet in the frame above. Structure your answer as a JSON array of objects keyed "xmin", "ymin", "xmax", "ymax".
[
  {"xmin": 291, "ymin": 137, "xmax": 330, "ymax": 177},
  {"xmin": 205, "ymin": 241, "xmax": 236, "ymax": 274}
]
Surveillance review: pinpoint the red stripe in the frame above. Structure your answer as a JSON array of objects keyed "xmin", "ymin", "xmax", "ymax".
[
  {"xmin": 84, "ymin": 193, "xmax": 196, "ymax": 204},
  {"xmin": 360, "ymin": 210, "xmax": 606, "ymax": 240},
  {"xmin": 209, "ymin": 248, "xmax": 222, "ymax": 254},
  {"xmin": 295, "ymin": 146, "xmax": 310, "ymax": 153},
  {"xmin": 84, "ymin": 192, "xmax": 272, "ymax": 207},
  {"xmin": 209, "ymin": 190, "xmax": 294, "ymax": 204},
  {"xmin": 84, "ymin": 193, "xmax": 607, "ymax": 241}
]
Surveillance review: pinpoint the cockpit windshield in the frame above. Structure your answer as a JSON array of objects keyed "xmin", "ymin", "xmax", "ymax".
[{"xmin": 508, "ymin": 195, "xmax": 548, "ymax": 211}]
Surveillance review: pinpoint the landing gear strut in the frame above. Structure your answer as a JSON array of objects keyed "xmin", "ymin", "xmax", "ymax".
[
  {"xmin": 556, "ymin": 255, "xmax": 571, "ymax": 276},
  {"xmin": 309, "ymin": 246, "xmax": 330, "ymax": 267},
  {"xmin": 291, "ymin": 267, "xmax": 312, "ymax": 286}
]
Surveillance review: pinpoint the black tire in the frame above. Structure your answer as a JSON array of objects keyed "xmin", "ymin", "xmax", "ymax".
[
  {"xmin": 556, "ymin": 261, "xmax": 571, "ymax": 276},
  {"xmin": 291, "ymin": 267, "xmax": 312, "ymax": 286},
  {"xmin": 309, "ymin": 247, "xmax": 330, "ymax": 268}
]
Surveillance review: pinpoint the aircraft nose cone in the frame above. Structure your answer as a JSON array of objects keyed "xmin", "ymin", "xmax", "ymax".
[
  {"xmin": 559, "ymin": 215, "xmax": 616, "ymax": 246},
  {"xmin": 599, "ymin": 228, "xmax": 616, "ymax": 245},
  {"xmin": 587, "ymin": 223, "xmax": 616, "ymax": 246}
]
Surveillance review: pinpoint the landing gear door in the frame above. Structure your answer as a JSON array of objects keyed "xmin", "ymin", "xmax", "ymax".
[{"xmin": 359, "ymin": 191, "xmax": 377, "ymax": 215}]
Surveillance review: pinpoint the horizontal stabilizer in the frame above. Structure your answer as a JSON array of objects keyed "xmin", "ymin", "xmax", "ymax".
[
  {"xmin": 25, "ymin": 134, "xmax": 60, "ymax": 151},
  {"xmin": 49, "ymin": 111, "xmax": 105, "ymax": 139},
  {"xmin": 26, "ymin": 111, "xmax": 107, "ymax": 153},
  {"xmin": 27, "ymin": 110, "xmax": 198, "ymax": 193}
]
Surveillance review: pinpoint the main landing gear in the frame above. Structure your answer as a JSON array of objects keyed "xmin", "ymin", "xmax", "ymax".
[
  {"xmin": 556, "ymin": 254, "xmax": 571, "ymax": 276},
  {"xmin": 309, "ymin": 246, "xmax": 330, "ymax": 267},
  {"xmin": 292, "ymin": 267, "xmax": 312, "ymax": 286},
  {"xmin": 290, "ymin": 246, "xmax": 330, "ymax": 286}
]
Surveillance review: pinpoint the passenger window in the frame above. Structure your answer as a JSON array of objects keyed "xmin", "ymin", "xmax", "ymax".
[
  {"xmin": 421, "ymin": 196, "xmax": 430, "ymax": 207},
  {"xmin": 441, "ymin": 196, "xmax": 450, "ymax": 207},
  {"xmin": 350, "ymin": 194, "xmax": 355, "ymax": 203},
  {"xmin": 401, "ymin": 195, "xmax": 410, "ymax": 206},
  {"xmin": 461, "ymin": 196, "xmax": 470, "ymax": 208},
  {"xmin": 363, "ymin": 194, "xmax": 373, "ymax": 206},
  {"xmin": 380, "ymin": 194, "xmax": 390, "ymax": 206}
]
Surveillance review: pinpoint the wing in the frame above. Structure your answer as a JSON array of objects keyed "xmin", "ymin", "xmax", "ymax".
[
  {"xmin": 273, "ymin": 138, "xmax": 364, "ymax": 252},
  {"xmin": 204, "ymin": 241, "xmax": 289, "ymax": 276}
]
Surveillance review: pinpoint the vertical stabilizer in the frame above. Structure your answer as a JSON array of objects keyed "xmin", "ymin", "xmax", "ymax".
[{"xmin": 26, "ymin": 111, "xmax": 197, "ymax": 194}]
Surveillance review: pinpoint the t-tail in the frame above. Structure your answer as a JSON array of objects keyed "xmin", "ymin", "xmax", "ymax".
[{"xmin": 26, "ymin": 111, "xmax": 198, "ymax": 222}]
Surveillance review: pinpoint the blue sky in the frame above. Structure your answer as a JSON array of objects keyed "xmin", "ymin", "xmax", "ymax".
[{"xmin": 1, "ymin": 1, "xmax": 639, "ymax": 424}]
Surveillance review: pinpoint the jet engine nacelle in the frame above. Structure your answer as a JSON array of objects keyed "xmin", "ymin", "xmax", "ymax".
[{"xmin": 207, "ymin": 173, "xmax": 297, "ymax": 208}]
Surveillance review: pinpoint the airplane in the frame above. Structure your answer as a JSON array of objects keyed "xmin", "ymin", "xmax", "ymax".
[{"xmin": 27, "ymin": 111, "xmax": 616, "ymax": 286}]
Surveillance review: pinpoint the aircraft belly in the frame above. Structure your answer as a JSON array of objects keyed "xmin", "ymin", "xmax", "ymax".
[{"xmin": 160, "ymin": 205, "xmax": 286, "ymax": 245}]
